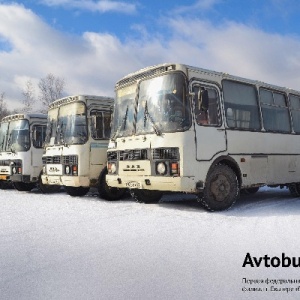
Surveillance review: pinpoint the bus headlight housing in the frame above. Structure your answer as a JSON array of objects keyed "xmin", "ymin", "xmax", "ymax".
[
  {"xmin": 64, "ymin": 164, "xmax": 78, "ymax": 175},
  {"xmin": 11, "ymin": 160, "xmax": 22, "ymax": 174},
  {"xmin": 153, "ymin": 147, "xmax": 180, "ymax": 176}
]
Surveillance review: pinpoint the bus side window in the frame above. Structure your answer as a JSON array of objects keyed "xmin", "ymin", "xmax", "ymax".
[
  {"xmin": 290, "ymin": 94, "xmax": 300, "ymax": 133},
  {"xmin": 33, "ymin": 125, "xmax": 46, "ymax": 148},
  {"xmin": 193, "ymin": 86, "xmax": 221, "ymax": 126},
  {"xmin": 90, "ymin": 110, "xmax": 112, "ymax": 139},
  {"xmin": 223, "ymin": 80, "xmax": 261, "ymax": 130},
  {"xmin": 260, "ymin": 89, "xmax": 290, "ymax": 133}
]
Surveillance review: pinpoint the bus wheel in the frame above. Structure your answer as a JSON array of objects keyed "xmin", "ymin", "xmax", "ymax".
[
  {"xmin": 289, "ymin": 183, "xmax": 300, "ymax": 197},
  {"xmin": 201, "ymin": 164, "xmax": 238, "ymax": 211},
  {"xmin": 65, "ymin": 186, "xmax": 90, "ymax": 197},
  {"xmin": 98, "ymin": 168, "xmax": 125, "ymax": 200},
  {"xmin": 13, "ymin": 182, "xmax": 36, "ymax": 192},
  {"xmin": 38, "ymin": 173, "xmax": 61, "ymax": 193},
  {"xmin": 0, "ymin": 180, "xmax": 13, "ymax": 189},
  {"xmin": 130, "ymin": 189, "xmax": 163, "ymax": 204}
]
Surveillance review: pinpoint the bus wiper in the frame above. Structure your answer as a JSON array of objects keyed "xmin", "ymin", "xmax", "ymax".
[
  {"xmin": 144, "ymin": 101, "xmax": 162, "ymax": 136},
  {"xmin": 111, "ymin": 106, "xmax": 129, "ymax": 141},
  {"xmin": 57, "ymin": 122, "xmax": 65, "ymax": 145},
  {"xmin": 6, "ymin": 135, "xmax": 16, "ymax": 153},
  {"xmin": 10, "ymin": 145, "xmax": 16, "ymax": 153},
  {"xmin": 0, "ymin": 138, "xmax": 4, "ymax": 150}
]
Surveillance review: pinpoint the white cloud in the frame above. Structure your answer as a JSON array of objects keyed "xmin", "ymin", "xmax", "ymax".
[
  {"xmin": 39, "ymin": 0, "xmax": 137, "ymax": 14},
  {"xmin": 166, "ymin": 18, "xmax": 300, "ymax": 88},
  {"xmin": 1, "ymin": 3, "xmax": 300, "ymax": 111},
  {"xmin": 172, "ymin": 0, "xmax": 221, "ymax": 14}
]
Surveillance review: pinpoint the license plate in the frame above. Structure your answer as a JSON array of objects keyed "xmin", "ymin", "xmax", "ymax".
[
  {"xmin": 125, "ymin": 181, "xmax": 142, "ymax": 189},
  {"xmin": 49, "ymin": 179, "xmax": 60, "ymax": 185}
]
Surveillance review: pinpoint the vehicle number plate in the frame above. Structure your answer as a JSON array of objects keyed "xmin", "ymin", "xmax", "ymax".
[
  {"xmin": 126, "ymin": 181, "xmax": 142, "ymax": 189},
  {"xmin": 49, "ymin": 179, "xmax": 60, "ymax": 185}
]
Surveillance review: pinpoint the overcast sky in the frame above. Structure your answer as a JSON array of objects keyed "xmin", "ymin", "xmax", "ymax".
[{"xmin": 1, "ymin": 0, "xmax": 300, "ymax": 109}]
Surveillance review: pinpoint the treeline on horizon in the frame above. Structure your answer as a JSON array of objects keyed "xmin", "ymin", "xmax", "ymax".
[{"xmin": 0, "ymin": 73, "xmax": 65, "ymax": 120}]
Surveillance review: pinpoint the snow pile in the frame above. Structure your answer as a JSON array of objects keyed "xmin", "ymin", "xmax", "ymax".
[{"xmin": 0, "ymin": 186, "xmax": 299, "ymax": 299}]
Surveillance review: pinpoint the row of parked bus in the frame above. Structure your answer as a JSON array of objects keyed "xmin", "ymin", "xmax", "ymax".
[
  {"xmin": 0, "ymin": 95, "xmax": 125, "ymax": 200},
  {"xmin": 1, "ymin": 63, "xmax": 300, "ymax": 211}
]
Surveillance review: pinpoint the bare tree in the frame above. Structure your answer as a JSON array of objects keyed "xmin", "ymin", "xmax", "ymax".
[
  {"xmin": 38, "ymin": 73, "xmax": 65, "ymax": 112},
  {"xmin": 0, "ymin": 92, "xmax": 9, "ymax": 120},
  {"xmin": 22, "ymin": 80, "xmax": 36, "ymax": 113}
]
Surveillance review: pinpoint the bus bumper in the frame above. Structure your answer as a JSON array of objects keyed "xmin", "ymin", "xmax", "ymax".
[
  {"xmin": 41, "ymin": 175, "xmax": 90, "ymax": 187},
  {"xmin": 10, "ymin": 174, "xmax": 31, "ymax": 183},
  {"xmin": 106, "ymin": 174, "xmax": 197, "ymax": 193}
]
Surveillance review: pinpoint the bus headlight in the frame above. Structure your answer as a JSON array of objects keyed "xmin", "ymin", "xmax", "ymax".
[
  {"xmin": 65, "ymin": 165, "xmax": 71, "ymax": 174},
  {"xmin": 156, "ymin": 162, "xmax": 167, "ymax": 175},
  {"xmin": 108, "ymin": 162, "xmax": 117, "ymax": 174}
]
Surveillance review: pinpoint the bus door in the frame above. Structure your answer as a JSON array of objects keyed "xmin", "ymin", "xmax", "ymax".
[
  {"xmin": 192, "ymin": 82, "xmax": 227, "ymax": 161},
  {"xmin": 89, "ymin": 109, "xmax": 111, "ymax": 169},
  {"xmin": 31, "ymin": 124, "xmax": 47, "ymax": 167}
]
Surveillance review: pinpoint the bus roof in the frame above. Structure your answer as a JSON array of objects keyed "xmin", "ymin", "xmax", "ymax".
[
  {"xmin": 115, "ymin": 62, "xmax": 300, "ymax": 96},
  {"xmin": 1, "ymin": 113, "xmax": 47, "ymax": 123},
  {"xmin": 49, "ymin": 95, "xmax": 114, "ymax": 110}
]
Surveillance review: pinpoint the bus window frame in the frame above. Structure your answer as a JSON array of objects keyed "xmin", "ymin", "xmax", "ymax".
[
  {"xmin": 259, "ymin": 87, "xmax": 291, "ymax": 134},
  {"xmin": 222, "ymin": 79, "xmax": 262, "ymax": 132},
  {"xmin": 190, "ymin": 80, "xmax": 223, "ymax": 128},
  {"xmin": 90, "ymin": 109, "xmax": 112, "ymax": 140}
]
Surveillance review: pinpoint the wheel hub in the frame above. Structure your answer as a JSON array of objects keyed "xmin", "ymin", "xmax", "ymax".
[{"xmin": 210, "ymin": 174, "xmax": 230, "ymax": 202}]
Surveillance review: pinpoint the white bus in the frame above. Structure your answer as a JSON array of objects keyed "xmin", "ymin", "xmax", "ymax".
[
  {"xmin": 106, "ymin": 63, "xmax": 300, "ymax": 211},
  {"xmin": 0, "ymin": 113, "xmax": 58, "ymax": 192},
  {"xmin": 41, "ymin": 95, "xmax": 125, "ymax": 199}
]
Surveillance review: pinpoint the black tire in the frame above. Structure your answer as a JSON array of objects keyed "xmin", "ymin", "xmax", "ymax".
[
  {"xmin": 201, "ymin": 164, "xmax": 238, "ymax": 211},
  {"xmin": 243, "ymin": 187, "xmax": 260, "ymax": 194},
  {"xmin": 0, "ymin": 180, "xmax": 13, "ymax": 189},
  {"xmin": 98, "ymin": 168, "xmax": 125, "ymax": 200},
  {"xmin": 289, "ymin": 183, "xmax": 300, "ymax": 197},
  {"xmin": 38, "ymin": 172, "xmax": 61, "ymax": 194},
  {"xmin": 65, "ymin": 186, "xmax": 90, "ymax": 197},
  {"xmin": 130, "ymin": 189, "xmax": 163, "ymax": 204},
  {"xmin": 13, "ymin": 182, "xmax": 36, "ymax": 192}
]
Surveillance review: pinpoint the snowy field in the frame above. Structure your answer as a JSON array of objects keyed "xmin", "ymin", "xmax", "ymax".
[{"xmin": 0, "ymin": 186, "xmax": 300, "ymax": 300}]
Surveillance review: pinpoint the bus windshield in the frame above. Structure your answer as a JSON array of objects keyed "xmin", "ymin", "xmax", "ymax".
[
  {"xmin": 0, "ymin": 122, "xmax": 8, "ymax": 151},
  {"xmin": 112, "ymin": 84, "xmax": 137, "ymax": 139},
  {"xmin": 45, "ymin": 102, "xmax": 88, "ymax": 146},
  {"xmin": 112, "ymin": 72, "xmax": 190, "ymax": 138},
  {"xmin": 0, "ymin": 119, "xmax": 30, "ymax": 152}
]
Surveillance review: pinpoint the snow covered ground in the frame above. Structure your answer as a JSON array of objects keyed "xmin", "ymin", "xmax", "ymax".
[{"xmin": 0, "ymin": 186, "xmax": 300, "ymax": 300}]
